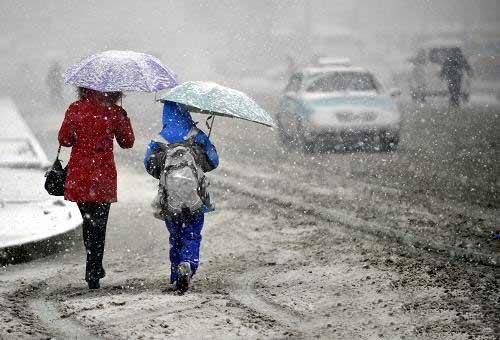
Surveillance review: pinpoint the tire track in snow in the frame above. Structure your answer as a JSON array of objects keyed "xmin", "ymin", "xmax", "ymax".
[
  {"xmin": 211, "ymin": 172, "xmax": 500, "ymax": 267},
  {"xmin": 219, "ymin": 160, "xmax": 499, "ymax": 223},
  {"xmin": 230, "ymin": 267, "xmax": 304, "ymax": 328},
  {"xmin": 30, "ymin": 298, "xmax": 101, "ymax": 340}
]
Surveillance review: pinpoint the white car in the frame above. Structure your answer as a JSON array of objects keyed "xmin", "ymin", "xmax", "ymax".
[
  {"xmin": 0, "ymin": 98, "xmax": 81, "ymax": 262},
  {"xmin": 408, "ymin": 40, "xmax": 471, "ymax": 103},
  {"xmin": 277, "ymin": 65, "xmax": 401, "ymax": 152}
]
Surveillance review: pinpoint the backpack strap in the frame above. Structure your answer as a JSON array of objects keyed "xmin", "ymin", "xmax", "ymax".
[{"xmin": 184, "ymin": 127, "xmax": 200, "ymax": 146}]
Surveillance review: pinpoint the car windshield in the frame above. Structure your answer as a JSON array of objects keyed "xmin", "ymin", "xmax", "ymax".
[
  {"xmin": 305, "ymin": 72, "xmax": 378, "ymax": 93},
  {"xmin": 0, "ymin": 139, "xmax": 42, "ymax": 168}
]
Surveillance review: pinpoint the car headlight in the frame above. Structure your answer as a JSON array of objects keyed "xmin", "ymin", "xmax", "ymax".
[{"xmin": 336, "ymin": 112, "xmax": 354, "ymax": 122}]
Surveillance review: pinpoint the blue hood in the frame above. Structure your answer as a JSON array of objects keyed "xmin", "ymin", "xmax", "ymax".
[{"xmin": 159, "ymin": 101, "xmax": 195, "ymax": 143}]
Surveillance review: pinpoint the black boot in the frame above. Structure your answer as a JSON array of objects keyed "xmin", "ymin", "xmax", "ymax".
[
  {"xmin": 176, "ymin": 262, "xmax": 192, "ymax": 294},
  {"xmin": 88, "ymin": 280, "xmax": 100, "ymax": 290},
  {"xmin": 162, "ymin": 283, "xmax": 178, "ymax": 293}
]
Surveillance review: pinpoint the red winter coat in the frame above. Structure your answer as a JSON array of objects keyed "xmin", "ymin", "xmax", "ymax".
[{"xmin": 58, "ymin": 92, "xmax": 135, "ymax": 202}]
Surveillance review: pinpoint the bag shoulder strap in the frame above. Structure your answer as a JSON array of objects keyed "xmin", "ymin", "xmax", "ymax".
[{"xmin": 56, "ymin": 145, "xmax": 62, "ymax": 160}]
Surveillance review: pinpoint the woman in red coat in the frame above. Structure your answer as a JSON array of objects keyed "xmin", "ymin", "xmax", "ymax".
[{"xmin": 58, "ymin": 88, "xmax": 135, "ymax": 289}]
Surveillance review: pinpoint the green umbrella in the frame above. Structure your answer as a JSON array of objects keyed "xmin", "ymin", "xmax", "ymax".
[{"xmin": 158, "ymin": 81, "xmax": 275, "ymax": 136}]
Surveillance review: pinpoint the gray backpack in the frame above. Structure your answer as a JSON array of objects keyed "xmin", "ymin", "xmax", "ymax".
[{"xmin": 151, "ymin": 128, "xmax": 210, "ymax": 220}]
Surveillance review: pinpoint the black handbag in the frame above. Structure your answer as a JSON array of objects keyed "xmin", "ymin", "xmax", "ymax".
[{"xmin": 44, "ymin": 145, "xmax": 67, "ymax": 196}]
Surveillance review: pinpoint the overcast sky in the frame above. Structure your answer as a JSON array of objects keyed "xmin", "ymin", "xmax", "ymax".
[{"xmin": 1, "ymin": 0, "xmax": 498, "ymax": 95}]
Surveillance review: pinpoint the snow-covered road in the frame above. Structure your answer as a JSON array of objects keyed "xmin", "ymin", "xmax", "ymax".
[
  {"xmin": 1, "ymin": 93, "xmax": 498, "ymax": 339},
  {"xmin": 1, "ymin": 162, "xmax": 498, "ymax": 339}
]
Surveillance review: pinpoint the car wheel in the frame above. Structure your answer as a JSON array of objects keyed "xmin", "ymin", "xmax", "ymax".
[
  {"xmin": 276, "ymin": 116, "xmax": 295, "ymax": 150},
  {"xmin": 410, "ymin": 89, "xmax": 418, "ymax": 102},
  {"xmin": 410, "ymin": 89, "xmax": 426, "ymax": 103},
  {"xmin": 278, "ymin": 126, "xmax": 292, "ymax": 148},
  {"xmin": 380, "ymin": 130, "xmax": 400, "ymax": 152},
  {"xmin": 300, "ymin": 139, "xmax": 315, "ymax": 153},
  {"xmin": 280, "ymin": 134, "xmax": 294, "ymax": 150},
  {"xmin": 296, "ymin": 121, "xmax": 314, "ymax": 153},
  {"xmin": 416, "ymin": 93, "xmax": 426, "ymax": 103}
]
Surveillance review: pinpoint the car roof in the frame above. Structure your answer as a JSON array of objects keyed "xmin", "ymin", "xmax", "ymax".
[
  {"xmin": 316, "ymin": 57, "xmax": 352, "ymax": 67},
  {"xmin": 298, "ymin": 65, "xmax": 369, "ymax": 76}
]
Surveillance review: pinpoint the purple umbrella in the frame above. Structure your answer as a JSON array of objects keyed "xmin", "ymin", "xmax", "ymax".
[{"xmin": 64, "ymin": 50, "xmax": 178, "ymax": 92}]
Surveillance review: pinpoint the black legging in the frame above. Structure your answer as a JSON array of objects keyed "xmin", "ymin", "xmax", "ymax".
[{"xmin": 77, "ymin": 203, "xmax": 111, "ymax": 282}]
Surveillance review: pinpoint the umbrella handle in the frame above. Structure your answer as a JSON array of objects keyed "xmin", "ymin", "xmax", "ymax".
[{"xmin": 207, "ymin": 115, "xmax": 215, "ymax": 138}]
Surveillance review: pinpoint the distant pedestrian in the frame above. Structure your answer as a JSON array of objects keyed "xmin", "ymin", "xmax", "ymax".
[
  {"xmin": 58, "ymin": 87, "xmax": 135, "ymax": 289},
  {"xmin": 144, "ymin": 101, "xmax": 218, "ymax": 293},
  {"xmin": 286, "ymin": 54, "xmax": 297, "ymax": 78},
  {"xmin": 440, "ymin": 47, "xmax": 472, "ymax": 107},
  {"xmin": 46, "ymin": 61, "xmax": 64, "ymax": 106}
]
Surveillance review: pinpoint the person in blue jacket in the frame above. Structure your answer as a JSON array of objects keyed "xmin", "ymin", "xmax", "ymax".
[{"xmin": 144, "ymin": 101, "xmax": 219, "ymax": 293}]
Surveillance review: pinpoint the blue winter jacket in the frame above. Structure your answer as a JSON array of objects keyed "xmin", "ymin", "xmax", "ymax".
[
  {"xmin": 144, "ymin": 101, "xmax": 219, "ymax": 170},
  {"xmin": 144, "ymin": 101, "xmax": 219, "ymax": 214}
]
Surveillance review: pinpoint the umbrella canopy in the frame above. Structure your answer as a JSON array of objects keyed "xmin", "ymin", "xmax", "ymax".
[
  {"xmin": 64, "ymin": 50, "xmax": 177, "ymax": 92},
  {"xmin": 158, "ymin": 81, "xmax": 275, "ymax": 127}
]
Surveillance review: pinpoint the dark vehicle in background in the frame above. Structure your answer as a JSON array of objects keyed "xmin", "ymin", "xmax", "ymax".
[
  {"xmin": 276, "ymin": 65, "xmax": 401, "ymax": 152},
  {"xmin": 408, "ymin": 40, "xmax": 471, "ymax": 103}
]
